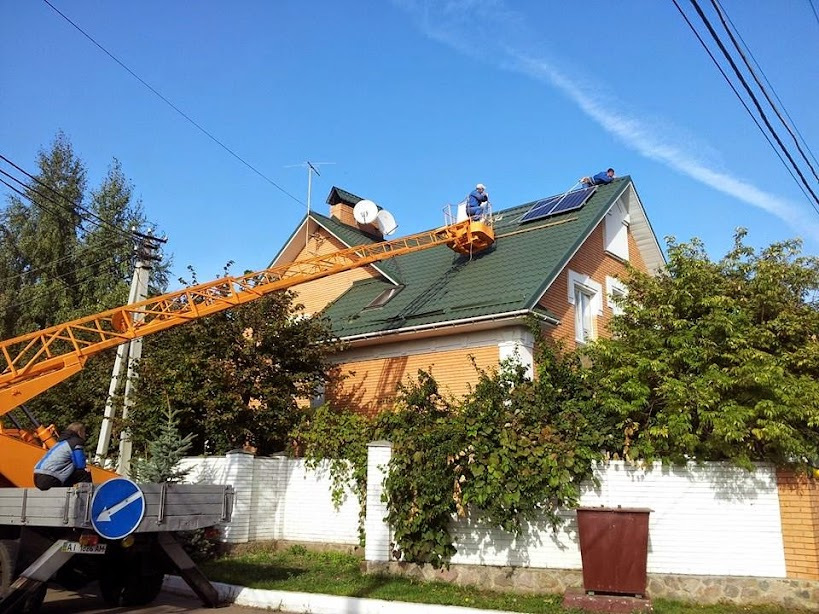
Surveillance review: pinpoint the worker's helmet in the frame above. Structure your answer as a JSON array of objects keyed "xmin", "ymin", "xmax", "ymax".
[{"xmin": 476, "ymin": 183, "xmax": 485, "ymax": 190}]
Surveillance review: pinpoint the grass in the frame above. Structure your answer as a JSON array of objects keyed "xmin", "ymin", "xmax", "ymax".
[{"xmin": 201, "ymin": 545, "xmax": 813, "ymax": 614}]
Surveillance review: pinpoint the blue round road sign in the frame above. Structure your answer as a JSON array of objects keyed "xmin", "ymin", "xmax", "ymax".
[{"xmin": 90, "ymin": 477, "xmax": 146, "ymax": 540}]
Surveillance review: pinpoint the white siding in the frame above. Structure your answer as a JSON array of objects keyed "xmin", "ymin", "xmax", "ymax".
[{"xmin": 180, "ymin": 454, "xmax": 360, "ymax": 545}]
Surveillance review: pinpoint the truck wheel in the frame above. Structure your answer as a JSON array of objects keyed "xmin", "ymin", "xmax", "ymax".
[
  {"xmin": 98, "ymin": 571, "xmax": 125, "ymax": 606},
  {"xmin": 121, "ymin": 572, "xmax": 164, "ymax": 606}
]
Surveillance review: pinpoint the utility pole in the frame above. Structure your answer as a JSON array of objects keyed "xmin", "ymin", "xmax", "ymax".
[{"xmin": 95, "ymin": 230, "xmax": 165, "ymax": 475}]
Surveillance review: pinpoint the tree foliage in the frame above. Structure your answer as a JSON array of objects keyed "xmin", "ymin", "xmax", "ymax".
[
  {"xmin": 584, "ymin": 230, "xmax": 819, "ymax": 469},
  {"xmin": 294, "ymin": 338, "xmax": 605, "ymax": 569},
  {"xmin": 129, "ymin": 287, "xmax": 343, "ymax": 457},
  {"xmin": 294, "ymin": 232, "xmax": 819, "ymax": 569},
  {"xmin": 0, "ymin": 133, "xmax": 167, "ymax": 445}
]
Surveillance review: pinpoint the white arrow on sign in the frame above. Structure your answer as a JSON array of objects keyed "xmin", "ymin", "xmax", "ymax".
[{"xmin": 96, "ymin": 491, "xmax": 142, "ymax": 522}]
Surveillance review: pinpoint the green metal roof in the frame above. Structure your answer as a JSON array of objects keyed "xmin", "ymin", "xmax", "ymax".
[
  {"xmin": 326, "ymin": 186, "xmax": 364, "ymax": 207},
  {"xmin": 320, "ymin": 178, "xmax": 634, "ymax": 339}
]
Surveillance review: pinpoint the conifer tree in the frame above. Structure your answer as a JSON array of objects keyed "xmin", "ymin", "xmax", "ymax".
[{"xmin": 130, "ymin": 402, "xmax": 195, "ymax": 484}]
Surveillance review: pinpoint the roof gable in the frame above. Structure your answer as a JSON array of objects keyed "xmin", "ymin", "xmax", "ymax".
[{"xmin": 268, "ymin": 210, "xmax": 403, "ymax": 285}]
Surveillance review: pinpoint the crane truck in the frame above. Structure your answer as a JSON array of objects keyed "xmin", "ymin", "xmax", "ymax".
[{"xmin": 0, "ymin": 215, "xmax": 495, "ymax": 611}]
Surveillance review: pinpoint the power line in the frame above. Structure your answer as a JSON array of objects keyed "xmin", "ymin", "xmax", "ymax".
[
  {"xmin": 680, "ymin": 0, "xmax": 819, "ymax": 215},
  {"xmin": 669, "ymin": 0, "xmax": 817, "ymax": 209},
  {"xmin": 0, "ymin": 154, "xmax": 146, "ymax": 243},
  {"xmin": 1, "ymin": 254, "xmax": 133, "ymax": 312},
  {"xmin": 0, "ymin": 176, "xmax": 134, "ymax": 286},
  {"xmin": 41, "ymin": 0, "xmax": 305, "ymax": 209},
  {"xmin": 0, "ymin": 174, "xmax": 86, "ymax": 230},
  {"xmin": 710, "ymin": 0, "xmax": 819, "ymax": 183},
  {"xmin": 0, "ymin": 234, "xmax": 129, "ymax": 285},
  {"xmin": 718, "ymin": 3, "xmax": 819, "ymax": 174},
  {"xmin": 809, "ymin": 0, "xmax": 819, "ymax": 29}
]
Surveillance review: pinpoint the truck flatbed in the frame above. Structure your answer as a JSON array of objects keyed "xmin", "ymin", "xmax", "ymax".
[{"xmin": 0, "ymin": 483, "xmax": 233, "ymax": 532}]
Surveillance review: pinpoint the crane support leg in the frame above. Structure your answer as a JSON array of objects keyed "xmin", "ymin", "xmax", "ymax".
[
  {"xmin": 157, "ymin": 532, "xmax": 221, "ymax": 608},
  {"xmin": 0, "ymin": 539, "xmax": 72, "ymax": 613}
]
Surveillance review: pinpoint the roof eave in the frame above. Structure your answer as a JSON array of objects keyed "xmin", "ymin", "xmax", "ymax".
[{"xmin": 338, "ymin": 308, "xmax": 559, "ymax": 348}]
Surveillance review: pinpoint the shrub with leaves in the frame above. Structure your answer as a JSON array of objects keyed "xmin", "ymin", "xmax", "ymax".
[
  {"xmin": 583, "ymin": 231, "xmax": 819, "ymax": 470},
  {"xmin": 377, "ymin": 371, "xmax": 460, "ymax": 568}
]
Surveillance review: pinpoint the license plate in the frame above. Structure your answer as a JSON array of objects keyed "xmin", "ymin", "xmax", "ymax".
[{"xmin": 61, "ymin": 542, "xmax": 107, "ymax": 554}]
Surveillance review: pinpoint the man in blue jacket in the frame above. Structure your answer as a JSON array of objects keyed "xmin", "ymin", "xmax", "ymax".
[
  {"xmin": 580, "ymin": 168, "xmax": 615, "ymax": 187},
  {"xmin": 467, "ymin": 183, "xmax": 489, "ymax": 220},
  {"xmin": 33, "ymin": 422, "xmax": 92, "ymax": 490}
]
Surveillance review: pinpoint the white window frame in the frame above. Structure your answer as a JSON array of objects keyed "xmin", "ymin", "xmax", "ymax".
[
  {"xmin": 567, "ymin": 270, "xmax": 602, "ymax": 344},
  {"xmin": 604, "ymin": 199, "xmax": 630, "ymax": 261},
  {"xmin": 606, "ymin": 276, "xmax": 628, "ymax": 316},
  {"xmin": 310, "ymin": 380, "xmax": 325, "ymax": 409}
]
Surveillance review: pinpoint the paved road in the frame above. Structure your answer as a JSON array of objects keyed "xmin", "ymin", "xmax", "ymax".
[{"xmin": 42, "ymin": 586, "xmax": 280, "ymax": 613}]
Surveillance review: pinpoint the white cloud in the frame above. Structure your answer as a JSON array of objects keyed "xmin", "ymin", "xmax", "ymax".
[{"xmin": 393, "ymin": 0, "xmax": 819, "ymax": 241}]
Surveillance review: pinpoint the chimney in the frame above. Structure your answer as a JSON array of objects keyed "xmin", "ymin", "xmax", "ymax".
[{"xmin": 325, "ymin": 186, "xmax": 383, "ymax": 240}]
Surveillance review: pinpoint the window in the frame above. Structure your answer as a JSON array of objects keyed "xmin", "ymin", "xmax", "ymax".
[
  {"xmin": 310, "ymin": 380, "xmax": 325, "ymax": 409},
  {"xmin": 574, "ymin": 286, "xmax": 595, "ymax": 343},
  {"xmin": 606, "ymin": 276, "xmax": 628, "ymax": 316},
  {"xmin": 567, "ymin": 270, "xmax": 602, "ymax": 344},
  {"xmin": 604, "ymin": 199, "xmax": 629, "ymax": 261},
  {"xmin": 364, "ymin": 285, "xmax": 404, "ymax": 310}
]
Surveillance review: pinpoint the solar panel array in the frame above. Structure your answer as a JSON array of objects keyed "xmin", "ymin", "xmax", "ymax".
[{"xmin": 520, "ymin": 186, "xmax": 596, "ymax": 223}]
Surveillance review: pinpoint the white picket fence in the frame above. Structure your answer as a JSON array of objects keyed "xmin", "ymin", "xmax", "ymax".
[{"xmin": 179, "ymin": 445, "xmax": 787, "ymax": 578}]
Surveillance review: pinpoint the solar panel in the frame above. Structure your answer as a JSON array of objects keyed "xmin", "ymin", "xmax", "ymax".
[{"xmin": 520, "ymin": 186, "xmax": 596, "ymax": 223}]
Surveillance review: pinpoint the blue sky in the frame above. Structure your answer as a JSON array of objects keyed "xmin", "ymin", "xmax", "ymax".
[{"xmin": 3, "ymin": 1, "xmax": 818, "ymax": 285}]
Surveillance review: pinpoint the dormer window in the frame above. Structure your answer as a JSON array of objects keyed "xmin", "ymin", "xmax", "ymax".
[
  {"xmin": 604, "ymin": 198, "xmax": 629, "ymax": 261},
  {"xmin": 364, "ymin": 285, "xmax": 404, "ymax": 310}
]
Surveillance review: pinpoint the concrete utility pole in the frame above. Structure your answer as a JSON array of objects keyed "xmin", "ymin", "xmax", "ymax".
[{"xmin": 95, "ymin": 231, "xmax": 165, "ymax": 475}]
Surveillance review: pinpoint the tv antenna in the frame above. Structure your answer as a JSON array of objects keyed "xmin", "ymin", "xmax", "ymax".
[
  {"xmin": 286, "ymin": 161, "xmax": 336, "ymax": 214},
  {"xmin": 286, "ymin": 160, "xmax": 336, "ymax": 246}
]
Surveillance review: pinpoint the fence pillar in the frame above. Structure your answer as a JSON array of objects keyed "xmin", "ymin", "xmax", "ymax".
[
  {"xmin": 222, "ymin": 449, "xmax": 255, "ymax": 544},
  {"xmin": 365, "ymin": 440, "xmax": 393, "ymax": 563}
]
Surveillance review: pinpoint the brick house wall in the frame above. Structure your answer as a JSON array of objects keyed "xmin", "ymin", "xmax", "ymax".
[
  {"xmin": 777, "ymin": 470, "xmax": 819, "ymax": 580},
  {"xmin": 328, "ymin": 331, "xmax": 527, "ymax": 415},
  {"xmin": 539, "ymin": 224, "xmax": 646, "ymax": 350}
]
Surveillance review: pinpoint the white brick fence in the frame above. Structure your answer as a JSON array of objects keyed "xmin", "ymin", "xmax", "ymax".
[{"xmin": 179, "ymin": 445, "xmax": 818, "ymax": 610}]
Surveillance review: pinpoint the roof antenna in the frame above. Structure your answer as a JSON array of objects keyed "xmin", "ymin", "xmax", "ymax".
[{"xmin": 286, "ymin": 161, "xmax": 336, "ymax": 246}]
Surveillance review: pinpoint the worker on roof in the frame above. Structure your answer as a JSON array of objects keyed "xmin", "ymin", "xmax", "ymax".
[
  {"xmin": 33, "ymin": 422, "xmax": 92, "ymax": 490},
  {"xmin": 467, "ymin": 183, "xmax": 490, "ymax": 220},
  {"xmin": 580, "ymin": 168, "xmax": 615, "ymax": 187}
]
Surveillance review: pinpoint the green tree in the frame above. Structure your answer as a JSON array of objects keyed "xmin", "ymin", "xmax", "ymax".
[
  {"xmin": 0, "ymin": 131, "xmax": 86, "ymax": 338},
  {"xmin": 584, "ymin": 230, "xmax": 819, "ymax": 470},
  {"xmin": 130, "ymin": 402, "xmax": 195, "ymax": 484},
  {"xmin": 129, "ymin": 288, "xmax": 343, "ymax": 457},
  {"xmin": 0, "ymin": 134, "xmax": 168, "ymax": 445}
]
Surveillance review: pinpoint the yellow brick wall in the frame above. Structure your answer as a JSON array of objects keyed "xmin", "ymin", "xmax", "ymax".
[
  {"xmin": 776, "ymin": 470, "xmax": 819, "ymax": 580},
  {"xmin": 328, "ymin": 345, "xmax": 500, "ymax": 416},
  {"xmin": 539, "ymin": 224, "xmax": 647, "ymax": 350},
  {"xmin": 287, "ymin": 231, "xmax": 378, "ymax": 315}
]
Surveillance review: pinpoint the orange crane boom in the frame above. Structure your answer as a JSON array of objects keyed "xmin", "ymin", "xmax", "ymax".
[{"xmin": 1, "ymin": 219, "xmax": 494, "ymax": 415}]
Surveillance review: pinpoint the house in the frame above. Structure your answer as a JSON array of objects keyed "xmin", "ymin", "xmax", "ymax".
[{"xmin": 270, "ymin": 177, "xmax": 664, "ymax": 415}]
